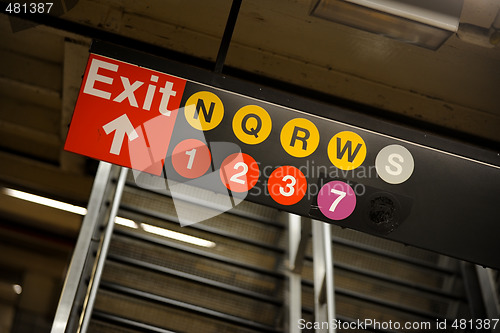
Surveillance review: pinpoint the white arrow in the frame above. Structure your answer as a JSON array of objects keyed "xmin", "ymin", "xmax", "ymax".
[{"xmin": 102, "ymin": 114, "xmax": 139, "ymax": 155}]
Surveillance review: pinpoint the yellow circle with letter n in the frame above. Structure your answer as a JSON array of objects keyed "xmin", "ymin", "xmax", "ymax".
[{"xmin": 184, "ymin": 91, "xmax": 224, "ymax": 131}]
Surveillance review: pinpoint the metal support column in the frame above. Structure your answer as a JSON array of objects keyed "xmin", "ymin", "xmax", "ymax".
[
  {"xmin": 79, "ymin": 167, "xmax": 129, "ymax": 333},
  {"xmin": 438, "ymin": 256, "xmax": 460, "ymax": 319},
  {"xmin": 287, "ymin": 214, "xmax": 311, "ymax": 332},
  {"xmin": 51, "ymin": 162, "xmax": 124, "ymax": 333},
  {"xmin": 477, "ymin": 266, "xmax": 500, "ymax": 333},
  {"xmin": 312, "ymin": 220, "xmax": 336, "ymax": 333},
  {"xmin": 461, "ymin": 261, "xmax": 489, "ymax": 332}
]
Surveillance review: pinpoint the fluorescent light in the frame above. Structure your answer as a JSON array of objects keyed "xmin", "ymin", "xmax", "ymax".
[
  {"xmin": 3, "ymin": 188, "xmax": 87, "ymax": 215},
  {"xmin": 114, "ymin": 216, "xmax": 139, "ymax": 229},
  {"xmin": 12, "ymin": 284, "xmax": 22, "ymax": 295},
  {"xmin": 2, "ymin": 187, "xmax": 215, "ymax": 248},
  {"xmin": 141, "ymin": 223, "xmax": 216, "ymax": 248},
  {"xmin": 311, "ymin": 0, "xmax": 464, "ymax": 50}
]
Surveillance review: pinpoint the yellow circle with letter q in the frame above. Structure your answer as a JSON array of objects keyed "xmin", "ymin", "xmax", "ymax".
[
  {"xmin": 280, "ymin": 118, "xmax": 320, "ymax": 158},
  {"xmin": 232, "ymin": 105, "xmax": 272, "ymax": 145},
  {"xmin": 184, "ymin": 91, "xmax": 224, "ymax": 131},
  {"xmin": 327, "ymin": 131, "xmax": 366, "ymax": 170}
]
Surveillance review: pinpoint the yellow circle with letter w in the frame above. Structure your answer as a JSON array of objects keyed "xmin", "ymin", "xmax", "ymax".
[{"xmin": 328, "ymin": 131, "xmax": 366, "ymax": 170}]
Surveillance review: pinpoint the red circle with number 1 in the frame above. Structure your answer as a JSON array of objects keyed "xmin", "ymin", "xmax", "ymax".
[
  {"xmin": 268, "ymin": 166, "xmax": 307, "ymax": 205},
  {"xmin": 171, "ymin": 139, "xmax": 211, "ymax": 179},
  {"xmin": 220, "ymin": 153, "xmax": 260, "ymax": 192}
]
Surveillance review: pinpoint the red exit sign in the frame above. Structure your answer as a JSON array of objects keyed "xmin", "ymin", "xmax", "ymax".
[{"xmin": 64, "ymin": 54, "xmax": 186, "ymax": 175}]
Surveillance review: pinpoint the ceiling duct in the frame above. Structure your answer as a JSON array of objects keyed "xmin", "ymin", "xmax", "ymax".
[
  {"xmin": 310, "ymin": 0, "xmax": 464, "ymax": 50},
  {"xmin": 457, "ymin": 9, "xmax": 500, "ymax": 48}
]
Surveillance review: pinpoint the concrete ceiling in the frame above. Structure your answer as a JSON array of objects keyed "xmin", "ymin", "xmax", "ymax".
[{"xmin": 64, "ymin": 0, "xmax": 500, "ymax": 142}]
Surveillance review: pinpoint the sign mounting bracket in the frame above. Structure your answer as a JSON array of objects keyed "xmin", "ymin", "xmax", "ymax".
[{"xmin": 214, "ymin": 0, "xmax": 243, "ymax": 73}]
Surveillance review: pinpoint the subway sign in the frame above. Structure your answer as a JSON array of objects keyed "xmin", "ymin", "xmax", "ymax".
[{"xmin": 65, "ymin": 41, "xmax": 500, "ymax": 269}]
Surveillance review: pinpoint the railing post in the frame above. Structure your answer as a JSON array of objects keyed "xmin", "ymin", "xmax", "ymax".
[
  {"xmin": 312, "ymin": 220, "xmax": 336, "ymax": 333},
  {"xmin": 287, "ymin": 214, "xmax": 311, "ymax": 332},
  {"xmin": 51, "ymin": 162, "xmax": 123, "ymax": 333}
]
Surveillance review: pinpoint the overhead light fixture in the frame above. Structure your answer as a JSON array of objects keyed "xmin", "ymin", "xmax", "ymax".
[
  {"xmin": 3, "ymin": 188, "xmax": 88, "ymax": 215},
  {"xmin": 115, "ymin": 218, "xmax": 217, "ymax": 248},
  {"xmin": 141, "ymin": 223, "xmax": 216, "ymax": 248},
  {"xmin": 310, "ymin": 0, "xmax": 464, "ymax": 50},
  {"xmin": 3, "ymin": 187, "xmax": 215, "ymax": 248},
  {"xmin": 114, "ymin": 217, "xmax": 139, "ymax": 229}
]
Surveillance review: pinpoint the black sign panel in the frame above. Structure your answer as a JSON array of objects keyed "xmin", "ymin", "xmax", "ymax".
[{"xmin": 70, "ymin": 41, "xmax": 500, "ymax": 269}]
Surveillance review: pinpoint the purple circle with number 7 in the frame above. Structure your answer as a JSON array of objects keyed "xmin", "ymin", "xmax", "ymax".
[{"xmin": 317, "ymin": 181, "xmax": 357, "ymax": 220}]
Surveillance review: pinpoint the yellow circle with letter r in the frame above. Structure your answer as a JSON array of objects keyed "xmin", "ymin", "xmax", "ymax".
[
  {"xmin": 280, "ymin": 118, "xmax": 320, "ymax": 158},
  {"xmin": 184, "ymin": 91, "xmax": 224, "ymax": 131},
  {"xmin": 232, "ymin": 105, "xmax": 272, "ymax": 145},
  {"xmin": 327, "ymin": 131, "xmax": 366, "ymax": 170}
]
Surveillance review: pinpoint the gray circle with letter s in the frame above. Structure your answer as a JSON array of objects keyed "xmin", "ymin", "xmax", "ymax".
[{"xmin": 375, "ymin": 144, "xmax": 414, "ymax": 184}]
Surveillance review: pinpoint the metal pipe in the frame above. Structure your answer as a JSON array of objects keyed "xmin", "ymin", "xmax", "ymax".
[
  {"xmin": 214, "ymin": 0, "xmax": 243, "ymax": 73},
  {"xmin": 476, "ymin": 266, "xmax": 500, "ymax": 325},
  {"xmin": 79, "ymin": 167, "xmax": 129, "ymax": 333},
  {"xmin": 288, "ymin": 213, "xmax": 303, "ymax": 333},
  {"xmin": 51, "ymin": 162, "xmax": 113, "ymax": 333},
  {"xmin": 312, "ymin": 220, "xmax": 328, "ymax": 332},
  {"xmin": 322, "ymin": 223, "xmax": 336, "ymax": 333}
]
